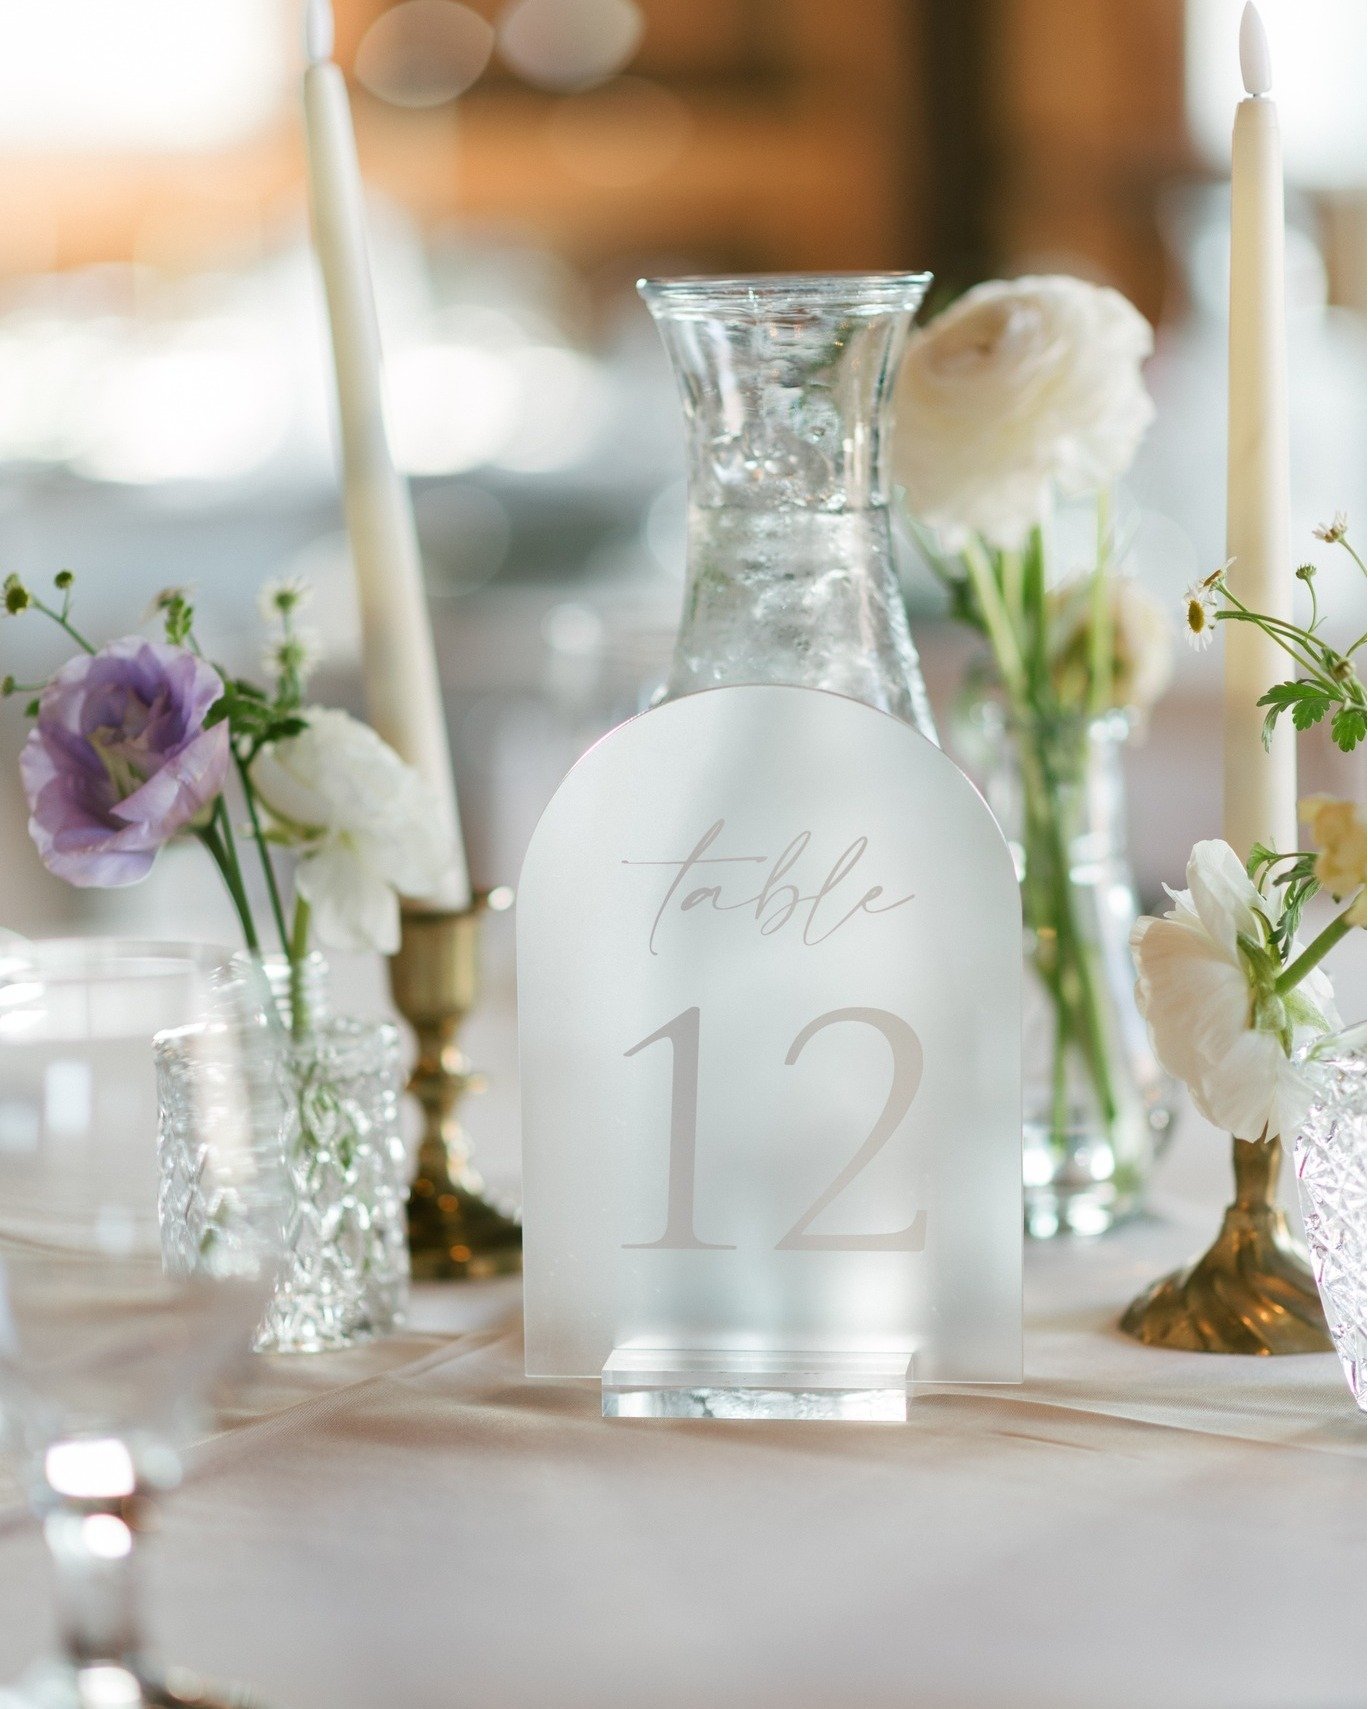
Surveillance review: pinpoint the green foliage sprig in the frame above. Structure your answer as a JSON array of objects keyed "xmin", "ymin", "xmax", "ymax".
[{"xmin": 1208, "ymin": 518, "xmax": 1366, "ymax": 753}]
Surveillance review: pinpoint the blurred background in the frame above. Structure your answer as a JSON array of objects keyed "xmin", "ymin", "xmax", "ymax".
[{"xmin": 0, "ymin": 0, "xmax": 1363, "ymax": 1113}]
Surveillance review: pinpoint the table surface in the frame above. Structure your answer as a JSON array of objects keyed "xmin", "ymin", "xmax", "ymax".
[{"xmin": 0, "ymin": 1129, "xmax": 1363, "ymax": 1709}]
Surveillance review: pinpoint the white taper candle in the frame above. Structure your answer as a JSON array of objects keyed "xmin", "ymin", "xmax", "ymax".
[
  {"xmin": 302, "ymin": 0, "xmax": 470, "ymax": 910},
  {"xmin": 1224, "ymin": 2, "xmax": 1296, "ymax": 861}
]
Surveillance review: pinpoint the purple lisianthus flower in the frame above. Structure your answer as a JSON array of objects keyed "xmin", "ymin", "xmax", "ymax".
[{"xmin": 20, "ymin": 637, "xmax": 230, "ymax": 887}]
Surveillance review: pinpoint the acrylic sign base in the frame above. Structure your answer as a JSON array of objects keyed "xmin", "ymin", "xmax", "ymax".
[
  {"xmin": 517, "ymin": 685, "xmax": 1023, "ymax": 1421},
  {"xmin": 601, "ymin": 1347, "xmax": 917, "ymax": 1422}
]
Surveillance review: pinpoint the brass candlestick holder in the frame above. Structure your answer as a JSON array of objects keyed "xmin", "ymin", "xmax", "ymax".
[
  {"xmin": 388, "ymin": 893, "xmax": 522, "ymax": 1280},
  {"xmin": 1120, "ymin": 1133, "xmax": 1331, "ymax": 1353}
]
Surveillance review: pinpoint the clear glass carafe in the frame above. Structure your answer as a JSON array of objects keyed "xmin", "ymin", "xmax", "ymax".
[{"xmin": 640, "ymin": 273, "xmax": 937, "ymax": 736}]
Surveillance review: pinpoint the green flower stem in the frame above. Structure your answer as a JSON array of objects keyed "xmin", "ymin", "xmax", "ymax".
[
  {"xmin": 1215, "ymin": 582, "xmax": 1329, "ymax": 646},
  {"xmin": 1087, "ymin": 491, "xmax": 1113, "ymax": 716},
  {"xmin": 1216, "ymin": 610, "xmax": 1335, "ymax": 680},
  {"xmin": 1015, "ymin": 714, "xmax": 1120, "ymax": 1145},
  {"xmin": 1338, "ymin": 538, "xmax": 1367, "ymax": 577},
  {"xmin": 1215, "ymin": 600, "xmax": 1340, "ymax": 686},
  {"xmin": 196, "ymin": 819, "xmax": 259, "ymax": 954},
  {"xmin": 27, "ymin": 598, "xmax": 96, "ymax": 656},
  {"xmin": 1001, "ymin": 548, "xmax": 1025, "ymax": 634},
  {"xmin": 209, "ymin": 798, "xmax": 257, "ymax": 943},
  {"xmin": 963, "ymin": 540, "xmax": 1028, "ymax": 700},
  {"xmin": 1275, "ymin": 904, "xmax": 1359, "ymax": 995},
  {"xmin": 232, "ymin": 748, "xmax": 290, "ymax": 961},
  {"xmin": 1050, "ymin": 995, "xmax": 1070, "ymax": 1141},
  {"xmin": 1022, "ymin": 534, "xmax": 1048, "ymax": 697},
  {"xmin": 288, "ymin": 896, "xmax": 312, "ymax": 1041}
]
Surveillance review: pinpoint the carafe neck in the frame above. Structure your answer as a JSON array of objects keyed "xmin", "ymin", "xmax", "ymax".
[{"xmin": 641, "ymin": 273, "xmax": 937, "ymax": 737}]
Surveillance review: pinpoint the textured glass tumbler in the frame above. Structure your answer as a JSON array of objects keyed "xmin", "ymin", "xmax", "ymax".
[
  {"xmin": 159, "ymin": 954, "xmax": 409, "ymax": 1353},
  {"xmin": 639, "ymin": 272, "xmax": 937, "ymax": 736},
  {"xmin": 971, "ymin": 704, "xmax": 1176, "ymax": 1236},
  {"xmin": 1295, "ymin": 1025, "xmax": 1366, "ymax": 1411},
  {"xmin": 0, "ymin": 940, "xmax": 284, "ymax": 1709}
]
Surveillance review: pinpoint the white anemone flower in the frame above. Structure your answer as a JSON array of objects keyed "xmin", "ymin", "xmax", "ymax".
[
  {"xmin": 251, "ymin": 708, "xmax": 456, "ymax": 954},
  {"xmin": 1131, "ymin": 839, "xmax": 1339, "ymax": 1142}
]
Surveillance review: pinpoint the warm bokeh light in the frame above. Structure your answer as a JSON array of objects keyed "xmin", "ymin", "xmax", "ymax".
[
  {"xmin": 355, "ymin": 0, "xmax": 495, "ymax": 108},
  {"xmin": 0, "ymin": 0, "xmax": 286, "ymax": 152},
  {"xmin": 497, "ymin": 0, "xmax": 644, "ymax": 92},
  {"xmin": 544, "ymin": 77, "xmax": 691, "ymax": 188},
  {"xmin": 385, "ymin": 343, "xmax": 522, "ymax": 473},
  {"xmin": 76, "ymin": 332, "xmax": 292, "ymax": 485}
]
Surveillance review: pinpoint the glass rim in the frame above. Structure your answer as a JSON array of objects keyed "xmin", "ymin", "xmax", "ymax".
[
  {"xmin": 636, "ymin": 271, "xmax": 933, "ymax": 316},
  {"xmin": 0, "ymin": 936, "xmax": 241, "ymax": 985}
]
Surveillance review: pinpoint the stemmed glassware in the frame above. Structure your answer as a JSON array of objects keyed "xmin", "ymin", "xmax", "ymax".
[{"xmin": 0, "ymin": 940, "xmax": 285, "ymax": 1709}]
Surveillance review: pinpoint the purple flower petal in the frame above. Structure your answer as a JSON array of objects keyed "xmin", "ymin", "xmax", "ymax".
[{"xmin": 20, "ymin": 637, "xmax": 229, "ymax": 889}]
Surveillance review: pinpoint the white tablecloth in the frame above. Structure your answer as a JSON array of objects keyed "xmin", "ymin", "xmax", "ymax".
[
  {"xmin": 2, "ymin": 1175, "xmax": 1368, "ymax": 1709},
  {"xmin": 0, "ymin": 1136, "xmax": 1363, "ymax": 1709}
]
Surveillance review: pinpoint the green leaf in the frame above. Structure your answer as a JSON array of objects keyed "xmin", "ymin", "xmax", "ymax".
[
  {"xmin": 1258, "ymin": 679, "xmax": 1329, "ymax": 711},
  {"xmin": 1257, "ymin": 681, "xmax": 1332, "ymax": 740},
  {"xmin": 1284, "ymin": 987, "xmax": 1332, "ymax": 1035},
  {"xmin": 1260, "ymin": 704, "xmax": 1283, "ymax": 752},
  {"xmin": 1331, "ymin": 706, "xmax": 1367, "ymax": 751},
  {"xmin": 1245, "ymin": 841, "xmax": 1278, "ymax": 880},
  {"xmin": 1275, "ymin": 852, "xmax": 1318, "ymax": 888},
  {"xmin": 1291, "ymin": 695, "xmax": 1331, "ymax": 731},
  {"xmin": 1257, "ymin": 680, "xmax": 1317, "ymax": 707},
  {"xmin": 1279, "ymin": 878, "xmax": 1316, "ymax": 944}
]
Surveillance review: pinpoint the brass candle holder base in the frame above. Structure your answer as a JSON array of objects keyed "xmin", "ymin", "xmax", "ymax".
[
  {"xmin": 1120, "ymin": 1133, "xmax": 1331, "ymax": 1354},
  {"xmin": 389, "ymin": 894, "xmax": 522, "ymax": 1281}
]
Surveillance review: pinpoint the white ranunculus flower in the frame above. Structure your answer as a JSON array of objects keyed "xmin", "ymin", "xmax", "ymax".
[
  {"xmin": 896, "ymin": 275, "xmax": 1155, "ymax": 551},
  {"xmin": 251, "ymin": 708, "xmax": 456, "ymax": 954},
  {"xmin": 1131, "ymin": 840, "xmax": 1339, "ymax": 1142},
  {"xmin": 1049, "ymin": 574, "xmax": 1175, "ymax": 713}
]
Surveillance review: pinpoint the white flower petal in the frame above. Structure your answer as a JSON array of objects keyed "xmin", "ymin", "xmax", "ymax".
[
  {"xmin": 1199, "ymin": 1028, "xmax": 1285, "ymax": 1140},
  {"xmin": 1160, "ymin": 883, "xmax": 1201, "ymax": 929},
  {"xmin": 1132, "ymin": 914, "xmax": 1251, "ymax": 1098},
  {"xmin": 295, "ymin": 838, "xmax": 401, "ymax": 954},
  {"xmin": 1184, "ymin": 839, "xmax": 1268, "ymax": 958},
  {"xmin": 249, "ymin": 745, "xmax": 333, "ymax": 833},
  {"xmin": 250, "ymin": 708, "xmax": 458, "ymax": 909},
  {"xmin": 896, "ymin": 275, "xmax": 1154, "ymax": 550},
  {"xmin": 1270, "ymin": 1055, "xmax": 1321, "ymax": 1145}
]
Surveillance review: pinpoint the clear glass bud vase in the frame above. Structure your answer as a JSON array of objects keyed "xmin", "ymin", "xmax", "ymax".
[
  {"xmin": 640, "ymin": 272, "xmax": 937, "ymax": 734},
  {"xmin": 972, "ymin": 703, "xmax": 1177, "ymax": 1236},
  {"xmin": 158, "ymin": 954, "xmax": 410, "ymax": 1352}
]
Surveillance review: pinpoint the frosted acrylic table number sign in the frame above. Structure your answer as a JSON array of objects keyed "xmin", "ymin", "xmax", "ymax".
[{"xmin": 518, "ymin": 685, "xmax": 1023, "ymax": 1421}]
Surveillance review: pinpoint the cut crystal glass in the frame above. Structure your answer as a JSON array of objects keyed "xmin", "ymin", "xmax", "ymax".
[
  {"xmin": 158, "ymin": 953, "xmax": 409, "ymax": 1353},
  {"xmin": 1294, "ymin": 1024, "xmax": 1367, "ymax": 1411},
  {"xmin": 0, "ymin": 940, "xmax": 283, "ymax": 1708}
]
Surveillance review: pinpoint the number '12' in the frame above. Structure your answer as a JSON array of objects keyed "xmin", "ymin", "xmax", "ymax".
[{"xmin": 624, "ymin": 1005, "xmax": 927, "ymax": 1253}]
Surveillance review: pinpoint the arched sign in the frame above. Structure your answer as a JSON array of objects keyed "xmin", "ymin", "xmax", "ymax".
[{"xmin": 519, "ymin": 685, "xmax": 1022, "ymax": 1418}]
